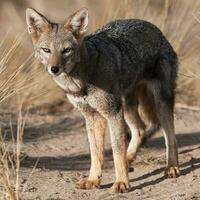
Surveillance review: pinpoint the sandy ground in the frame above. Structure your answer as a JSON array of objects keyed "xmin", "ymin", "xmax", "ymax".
[{"xmin": 1, "ymin": 106, "xmax": 200, "ymax": 200}]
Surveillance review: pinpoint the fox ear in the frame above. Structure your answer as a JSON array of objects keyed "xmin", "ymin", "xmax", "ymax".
[
  {"xmin": 26, "ymin": 8, "xmax": 51, "ymax": 43},
  {"xmin": 64, "ymin": 8, "xmax": 88, "ymax": 38}
]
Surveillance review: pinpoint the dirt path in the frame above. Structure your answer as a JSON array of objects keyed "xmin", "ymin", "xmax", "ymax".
[{"xmin": 1, "ymin": 107, "xmax": 200, "ymax": 200}]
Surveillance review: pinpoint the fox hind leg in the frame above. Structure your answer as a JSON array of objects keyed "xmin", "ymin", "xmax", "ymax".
[
  {"xmin": 156, "ymin": 102, "xmax": 179, "ymax": 178},
  {"xmin": 147, "ymin": 79, "xmax": 180, "ymax": 178},
  {"xmin": 124, "ymin": 94, "xmax": 146, "ymax": 164}
]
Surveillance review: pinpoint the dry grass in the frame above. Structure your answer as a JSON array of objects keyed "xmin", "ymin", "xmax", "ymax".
[{"xmin": 0, "ymin": 104, "xmax": 26, "ymax": 200}]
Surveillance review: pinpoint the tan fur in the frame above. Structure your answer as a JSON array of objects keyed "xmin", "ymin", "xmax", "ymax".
[
  {"xmin": 30, "ymin": 25, "xmax": 50, "ymax": 44},
  {"xmin": 78, "ymin": 178, "xmax": 100, "ymax": 189},
  {"xmin": 78, "ymin": 111, "xmax": 106, "ymax": 189},
  {"xmin": 31, "ymin": 31, "xmax": 39, "ymax": 44},
  {"xmin": 107, "ymin": 109, "xmax": 129, "ymax": 192},
  {"xmin": 48, "ymin": 47, "xmax": 62, "ymax": 68}
]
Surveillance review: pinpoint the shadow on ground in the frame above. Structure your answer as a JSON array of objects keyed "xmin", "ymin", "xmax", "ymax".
[
  {"xmin": 1, "ymin": 115, "xmax": 85, "ymax": 142},
  {"xmin": 144, "ymin": 131, "xmax": 200, "ymax": 149},
  {"xmin": 101, "ymin": 157, "xmax": 200, "ymax": 191},
  {"xmin": 21, "ymin": 149, "xmax": 113, "ymax": 170}
]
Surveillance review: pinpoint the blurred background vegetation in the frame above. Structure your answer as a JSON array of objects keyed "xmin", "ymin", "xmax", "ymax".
[{"xmin": 0, "ymin": 0, "xmax": 200, "ymax": 114}]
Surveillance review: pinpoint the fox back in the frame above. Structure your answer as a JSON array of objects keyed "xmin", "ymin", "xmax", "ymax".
[{"xmin": 83, "ymin": 19, "xmax": 177, "ymax": 94}]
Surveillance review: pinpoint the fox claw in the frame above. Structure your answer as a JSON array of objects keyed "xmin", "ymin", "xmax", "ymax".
[
  {"xmin": 77, "ymin": 178, "xmax": 100, "ymax": 189},
  {"xmin": 112, "ymin": 181, "xmax": 130, "ymax": 193},
  {"xmin": 165, "ymin": 166, "xmax": 180, "ymax": 178}
]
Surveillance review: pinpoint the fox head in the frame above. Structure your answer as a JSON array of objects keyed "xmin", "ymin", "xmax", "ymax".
[{"xmin": 26, "ymin": 8, "xmax": 88, "ymax": 76}]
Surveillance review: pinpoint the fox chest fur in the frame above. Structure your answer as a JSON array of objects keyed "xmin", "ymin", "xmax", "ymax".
[{"xmin": 53, "ymin": 73, "xmax": 120, "ymax": 115}]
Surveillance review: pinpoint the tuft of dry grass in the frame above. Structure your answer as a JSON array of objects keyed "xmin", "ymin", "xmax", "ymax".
[{"xmin": 0, "ymin": 104, "xmax": 26, "ymax": 200}]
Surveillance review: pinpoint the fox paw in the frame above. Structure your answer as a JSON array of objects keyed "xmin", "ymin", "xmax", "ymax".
[
  {"xmin": 77, "ymin": 178, "xmax": 100, "ymax": 189},
  {"xmin": 165, "ymin": 166, "xmax": 180, "ymax": 178},
  {"xmin": 112, "ymin": 181, "xmax": 130, "ymax": 193}
]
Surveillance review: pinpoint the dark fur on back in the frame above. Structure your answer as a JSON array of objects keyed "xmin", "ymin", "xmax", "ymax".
[{"xmin": 83, "ymin": 19, "xmax": 178, "ymax": 105}]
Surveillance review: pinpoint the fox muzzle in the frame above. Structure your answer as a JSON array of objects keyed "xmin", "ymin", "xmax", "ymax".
[{"xmin": 47, "ymin": 65, "xmax": 63, "ymax": 76}]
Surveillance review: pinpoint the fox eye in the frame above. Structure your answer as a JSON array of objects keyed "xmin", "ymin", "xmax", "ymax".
[
  {"xmin": 62, "ymin": 48, "xmax": 72, "ymax": 54},
  {"xmin": 42, "ymin": 48, "xmax": 51, "ymax": 53}
]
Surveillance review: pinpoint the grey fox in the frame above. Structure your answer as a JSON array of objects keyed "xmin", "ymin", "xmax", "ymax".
[{"xmin": 26, "ymin": 7, "xmax": 179, "ymax": 193}]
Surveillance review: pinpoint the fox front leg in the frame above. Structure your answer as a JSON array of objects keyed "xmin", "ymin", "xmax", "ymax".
[
  {"xmin": 78, "ymin": 111, "xmax": 106, "ymax": 189},
  {"xmin": 107, "ymin": 109, "xmax": 130, "ymax": 193}
]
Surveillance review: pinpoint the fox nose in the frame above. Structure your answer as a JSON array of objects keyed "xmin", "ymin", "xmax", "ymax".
[{"xmin": 51, "ymin": 66, "xmax": 60, "ymax": 74}]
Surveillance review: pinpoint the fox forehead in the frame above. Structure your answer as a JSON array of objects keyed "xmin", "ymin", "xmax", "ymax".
[{"xmin": 36, "ymin": 23, "xmax": 78, "ymax": 49}]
